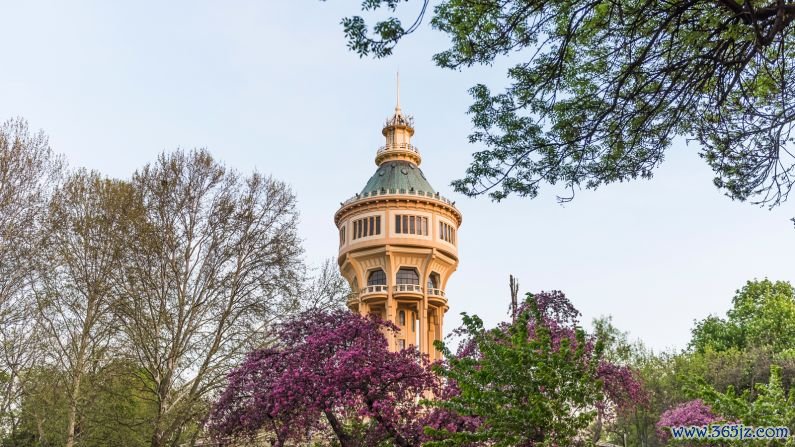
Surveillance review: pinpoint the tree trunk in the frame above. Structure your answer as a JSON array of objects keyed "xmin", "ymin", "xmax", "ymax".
[
  {"xmin": 65, "ymin": 373, "xmax": 81, "ymax": 447},
  {"xmin": 509, "ymin": 275, "xmax": 519, "ymax": 323},
  {"xmin": 66, "ymin": 333, "xmax": 89, "ymax": 447},
  {"xmin": 324, "ymin": 410, "xmax": 356, "ymax": 447},
  {"xmin": 151, "ymin": 399, "xmax": 165, "ymax": 447},
  {"xmin": 364, "ymin": 397, "xmax": 415, "ymax": 447},
  {"xmin": 592, "ymin": 410, "xmax": 603, "ymax": 444}
]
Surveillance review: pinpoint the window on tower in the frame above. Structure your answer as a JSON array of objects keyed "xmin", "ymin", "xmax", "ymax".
[
  {"xmin": 367, "ymin": 269, "xmax": 387, "ymax": 286},
  {"xmin": 352, "ymin": 215, "xmax": 381, "ymax": 240},
  {"xmin": 394, "ymin": 214, "xmax": 429, "ymax": 236},
  {"xmin": 427, "ymin": 272, "xmax": 439, "ymax": 290},
  {"xmin": 396, "ymin": 268, "xmax": 419, "ymax": 285},
  {"xmin": 440, "ymin": 221, "xmax": 456, "ymax": 244}
]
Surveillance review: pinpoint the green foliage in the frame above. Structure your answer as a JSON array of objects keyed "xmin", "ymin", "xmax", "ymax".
[
  {"xmin": 425, "ymin": 296, "xmax": 604, "ymax": 446},
  {"xmin": 689, "ymin": 316, "xmax": 745, "ymax": 354},
  {"xmin": 6, "ymin": 362, "xmax": 157, "ymax": 447},
  {"xmin": 329, "ymin": 0, "xmax": 795, "ymax": 207},
  {"xmin": 597, "ymin": 338, "xmax": 693, "ymax": 447},
  {"xmin": 690, "ymin": 279, "xmax": 795, "ymax": 354},
  {"xmin": 693, "ymin": 366, "xmax": 795, "ymax": 446}
]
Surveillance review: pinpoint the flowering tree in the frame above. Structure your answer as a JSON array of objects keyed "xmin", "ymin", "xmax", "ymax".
[
  {"xmin": 208, "ymin": 309, "xmax": 438, "ymax": 446},
  {"xmin": 424, "ymin": 291, "xmax": 645, "ymax": 446},
  {"xmin": 656, "ymin": 399, "xmax": 722, "ymax": 445},
  {"xmin": 687, "ymin": 365, "xmax": 795, "ymax": 444}
]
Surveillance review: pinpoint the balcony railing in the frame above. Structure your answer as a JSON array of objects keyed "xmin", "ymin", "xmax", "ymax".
[
  {"xmin": 393, "ymin": 284, "xmax": 423, "ymax": 294},
  {"xmin": 360, "ymin": 285, "xmax": 388, "ymax": 296},
  {"xmin": 427, "ymin": 288, "xmax": 445, "ymax": 297},
  {"xmin": 357, "ymin": 284, "xmax": 445, "ymax": 297},
  {"xmin": 339, "ymin": 188, "xmax": 457, "ymax": 208},
  {"xmin": 377, "ymin": 143, "xmax": 419, "ymax": 155}
]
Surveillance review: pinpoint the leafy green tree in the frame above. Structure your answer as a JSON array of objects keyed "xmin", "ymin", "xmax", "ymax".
[
  {"xmin": 690, "ymin": 279, "xmax": 795, "ymax": 354},
  {"xmin": 35, "ymin": 170, "xmax": 141, "ymax": 447},
  {"xmin": 591, "ymin": 318, "xmax": 701, "ymax": 447},
  {"xmin": 5, "ymin": 361, "xmax": 157, "ymax": 447},
  {"xmin": 693, "ymin": 365, "xmax": 795, "ymax": 446},
  {"xmin": 424, "ymin": 292, "xmax": 640, "ymax": 446},
  {"xmin": 327, "ymin": 0, "xmax": 795, "ymax": 207}
]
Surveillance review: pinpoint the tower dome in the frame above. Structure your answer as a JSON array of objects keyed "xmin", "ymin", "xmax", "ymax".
[
  {"xmin": 334, "ymin": 78, "xmax": 462, "ymax": 359},
  {"xmin": 360, "ymin": 161, "xmax": 435, "ymax": 195}
]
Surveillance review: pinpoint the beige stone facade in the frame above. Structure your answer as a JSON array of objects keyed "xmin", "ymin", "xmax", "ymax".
[{"xmin": 334, "ymin": 94, "xmax": 462, "ymax": 360}]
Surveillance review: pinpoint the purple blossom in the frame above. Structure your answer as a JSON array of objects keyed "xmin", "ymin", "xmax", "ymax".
[
  {"xmin": 656, "ymin": 399, "xmax": 722, "ymax": 442},
  {"xmin": 208, "ymin": 309, "xmax": 438, "ymax": 446}
]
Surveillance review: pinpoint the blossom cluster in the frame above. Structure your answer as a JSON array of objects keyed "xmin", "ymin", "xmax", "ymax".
[{"xmin": 208, "ymin": 309, "xmax": 438, "ymax": 445}]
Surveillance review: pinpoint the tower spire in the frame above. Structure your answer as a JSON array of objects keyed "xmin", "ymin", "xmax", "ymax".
[
  {"xmin": 378, "ymin": 73, "xmax": 419, "ymax": 166},
  {"xmin": 395, "ymin": 71, "xmax": 401, "ymax": 113}
]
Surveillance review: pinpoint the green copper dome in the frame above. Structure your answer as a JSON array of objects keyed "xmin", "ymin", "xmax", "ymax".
[{"xmin": 360, "ymin": 160, "xmax": 435, "ymax": 195}]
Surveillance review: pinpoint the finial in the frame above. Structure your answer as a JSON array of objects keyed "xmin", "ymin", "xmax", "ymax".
[{"xmin": 395, "ymin": 71, "xmax": 401, "ymax": 113}]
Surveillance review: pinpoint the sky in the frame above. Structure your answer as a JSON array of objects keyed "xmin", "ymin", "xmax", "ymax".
[{"xmin": 2, "ymin": 1, "xmax": 793, "ymax": 352}]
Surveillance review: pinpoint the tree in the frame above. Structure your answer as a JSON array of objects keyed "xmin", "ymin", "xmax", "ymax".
[
  {"xmin": 299, "ymin": 258, "xmax": 351, "ymax": 313},
  {"xmin": 115, "ymin": 149, "xmax": 303, "ymax": 447},
  {"xmin": 34, "ymin": 170, "xmax": 141, "ymax": 447},
  {"xmin": 655, "ymin": 399, "xmax": 722, "ymax": 445},
  {"xmin": 686, "ymin": 366, "xmax": 795, "ymax": 445},
  {"xmin": 328, "ymin": 0, "xmax": 795, "ymax": 207},
  {"xmin": 0, "ymin": 118, "xmax": 61, "ymax": 437},
  {"xmin": 637, "ymin": 279, "xmax": 795, "ymax": 446},
  {"xmin": 7, "ymin": 361, "xmax": 157, "ymax": 447},
  {"xmin": 690, "ymin": 279, "xmax": 795, "ymax": 353},
  {"xmin": 209, "ymin": 309, "xmax": 438, "ymax": 447},
  {"xmin": 424, "ymin": 291, "xmax": 645, "ymax": 446}
]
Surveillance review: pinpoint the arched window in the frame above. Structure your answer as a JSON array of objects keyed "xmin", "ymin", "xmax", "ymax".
[
  {"xmin": 427, "ymin": 272, "xmax": 439, "ymax": 290},
  {"xmin": 367, "ymin": 269, "xmax": 386, "ymax": 286},
  {"xmin": 396, "ymin": 268, "xmax": 419, "ymax": 285},
  {"xmin": 399, "ymin": 310, "xmax": 406, "ymax": 326}
]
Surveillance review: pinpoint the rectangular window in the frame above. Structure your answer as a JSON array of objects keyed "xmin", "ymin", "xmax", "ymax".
[
  {"xmin": 438, "ymin": 222, "xmax": 455, "ymax": 244},
  {"xmin": 395, "ymin": 215, "xmax": 432, "ymax": 235},
  {"xmin": 397, "ymin": 339, "xmax": 406, "ymax": 350},
  {"xmin": 352, "ymin": 216, "xmax": 382, "ymax": 240}
]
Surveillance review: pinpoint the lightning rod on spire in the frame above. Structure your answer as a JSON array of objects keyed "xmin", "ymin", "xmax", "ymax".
[{"xmin": 396, "ymin": 71, "xmax": 401, "ymax": 112}]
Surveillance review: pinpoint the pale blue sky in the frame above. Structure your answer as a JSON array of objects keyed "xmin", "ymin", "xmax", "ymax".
[{"xmin": 2, "ymin": 1, "xmax": 793, "ymax": 352}]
